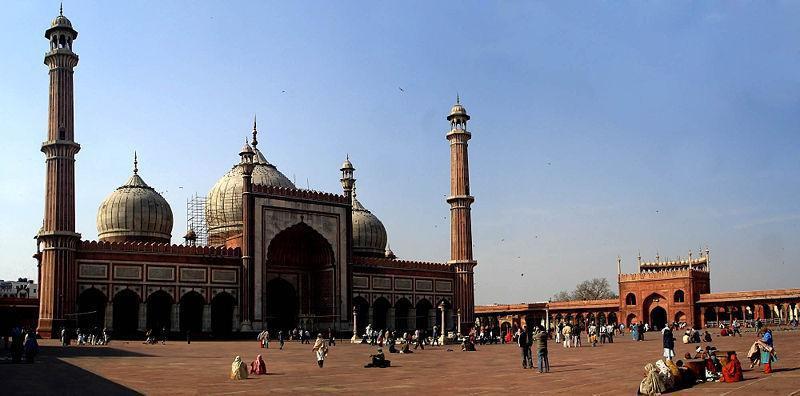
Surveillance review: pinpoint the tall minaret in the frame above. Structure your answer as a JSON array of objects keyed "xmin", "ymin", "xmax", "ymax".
[
  {"xmin": 446, "ymin": 96, "xmax": 476, "ymax": 333},
  {"xmin": 37, "ymin": 6, "xmax": 81, "ymax": 338}
]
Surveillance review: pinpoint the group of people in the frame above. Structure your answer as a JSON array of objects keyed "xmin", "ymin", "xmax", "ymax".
[
  {"xmin": 230, "ymin": 354, "xmax": 268, "ymax": 380},
  {"xmin": 60, "ymin": 326, "xmax": 109, "ymax": 346},
  {"xmin": 517, "ymin": 325, "xmax": 549, "ymax": 373},
  {"xmin": 143, "ymin": 327, "xmax": 169, "ymax": 345},
  {"xmin": 6, "ymin": 326, "xmax": 38, "ymax": 364}
]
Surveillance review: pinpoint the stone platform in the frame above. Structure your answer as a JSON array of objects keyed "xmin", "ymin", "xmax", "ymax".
[{"xmin": 2, "ymin": 329, "xmax": 799, "ymax": 395}]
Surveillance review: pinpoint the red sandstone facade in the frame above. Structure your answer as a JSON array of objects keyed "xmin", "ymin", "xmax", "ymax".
[
  {"xmin": 476, "ymin": 252, "xmax": 800, "ymax": 332},
  {"xmin": 32, "ymin": 10, "xmax": 476, "ymax": 338}
]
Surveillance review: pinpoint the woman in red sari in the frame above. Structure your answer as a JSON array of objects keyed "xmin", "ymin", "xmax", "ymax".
[
  {"xmin": 250, "ymin": 354, "xmax": 267, "ymax": 375},
  {"xmin": 721, "ymin": 351, "xmax": 743, "ymax": 383}
]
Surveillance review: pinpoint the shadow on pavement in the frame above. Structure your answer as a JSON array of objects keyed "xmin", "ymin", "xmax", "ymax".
[{"xmin": 0, "ymin": 353, "xmax": 142, "ymax": 395}]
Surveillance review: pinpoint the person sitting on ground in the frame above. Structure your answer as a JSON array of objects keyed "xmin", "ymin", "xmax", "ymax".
[
  {"xmin": 400, "ymin": 339, "xmax": 413, "ymax": 354},
  {"xmin": 461, "ymin": 337, "xmax": 476, "ymax": 351},
  {"xmin": 675, "ymin": 360, "xmax": 698, "ymax": 386},
  {"xmin": 249, "ymin": 354, "xmax": 267, "ymax": 375},
  {"xmin": 230, "ymin": 356, "xmax": 248, "ymax": 380},
  {"xmin": 364, "ymin": 348, "xmax": 391, "ymax": 368},
  {"xmin": 720, "ymin": 351, "xmax": 743, "ymax": 383},
  {"xmin": 703, "ymin": 330, "xmax": 712, "ymax": 343},
  {"xmin": 682, "ymin": 330, "xmax": 690, "ymax": 344},
  {"xmin": 638, "ymin": 362, "xmax": 666, "ymax": 396},
  {"xmin": 387, "ymin": 336, "xmax": 398, "ymax": 353}
]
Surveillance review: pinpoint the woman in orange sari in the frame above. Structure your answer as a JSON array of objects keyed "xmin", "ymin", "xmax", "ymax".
[
  {"xmin": 720, "ymin": 351, "xmax": 743, "ymax": 383},
  {"xmin": 250, "ymin": 354, "xmax": 267, "ymax": 375}
]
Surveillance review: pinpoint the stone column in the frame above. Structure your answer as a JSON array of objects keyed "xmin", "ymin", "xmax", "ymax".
[
  {"xmin": 782, "ymin": 303, "xmax": 789, "ymax": 324},
  {"xmin": 137, "ymin": 303, "xmax": 147, "ymax": 331},
  {"xmin": 699, "ymin": 307, "xmax": 706, "ymax": 329},
  {"xmin": 104, "ymin": 303, "xmax": 113, "ymax": 331},
  {"xmin": 368, "ymin": 306, "xmax": 374, "ymax": 329},
  {"xmin": 408, "ymin": 308, "xmax": 416, "ymax": 330},
  {"xmin": 351, "ymin": 306, "xmax": 358, "ymax": 343},
  {"xmin": 171, "ymin": 304, "xmax": 180, "ymax": 332},
  {"xmin": 457, "ymin": 309, "xmax": 462, "ymax": 335},
  {"xmin": 202, "ymin": 304, "xmax": 211, "ymax": 332},
  {"xmin": 429, "ymin": 310, "xmax": 436, "ymax": 333},
  {"xmin": 741, "ymin": 305, "xmax": 747, "ymax": 321},
  {"xmin": 545, "ymin": 308, "xmax": 550, "ymax": 332},
  {"xmin": 439, "ymin": 305, "xmax": 446, "ymax": 345}
]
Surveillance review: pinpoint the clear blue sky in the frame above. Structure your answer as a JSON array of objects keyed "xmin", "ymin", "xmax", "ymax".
[{"xmin": 1, "ymin": 1, "xmax": 798, "ymax": 304}]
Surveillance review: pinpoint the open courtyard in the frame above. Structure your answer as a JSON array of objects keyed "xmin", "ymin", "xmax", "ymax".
[{"xmin": 2, "ymin": 329, "xmax": 799, "ymax": 395}]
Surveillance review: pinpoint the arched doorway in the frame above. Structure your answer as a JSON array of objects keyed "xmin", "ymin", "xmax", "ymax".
[
  {"xmin": 650, "ymin": 307, "xmax": 667, "ymax": 330},
  {"xmin": 674, "ymin": 311, "xmax": 687, "ymax": 324},
  {"xmin": 373, "ymin": 297, "xmax": 391, "ymax": 330},
  {"xmin": 353, "ymin": 296, "xmax": 369, "ymax": 335},
  {"xmin": 147, "ymin": 290, "xmax": 173, "ymax": 332},
  {"xmin": 77, "ymin": 288, "xmax": 106, "ymax": 330},
  {"xmin": 266, "ymin": 223, "xmax": 335, "ymax": 327},
  {"xmin": 394, "ymin": 298, "xmax": 412, "ymax": 331},
  {"xmin": 113, "ymin": 289, "xmax": 139, "ymax": 337},
  {"xmin": 179, "ymin": 291, "xmax": 205, "ymax": 334},
  {"xmin": 265, "ymin": 278, "xmax": 297, "ymax": 331},
  {"xmin": 211, "ymin": 292, "xmax": 235, "ymax": 337},
  {"xmin": 607, "ymin": 312, "xmax": 617, "ymax": 325},
  {"xmin": 415, "ymin": 299, "xmax": 432, "ymax": 331},
  {"xmin": 626, "ymin": 313, "xmax": 638, "ymax": 326}
]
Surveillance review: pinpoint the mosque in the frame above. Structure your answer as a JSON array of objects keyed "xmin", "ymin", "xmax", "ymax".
[{"xmin": 33, "ymin": 9, "xmax": 476, "ymax": 338}]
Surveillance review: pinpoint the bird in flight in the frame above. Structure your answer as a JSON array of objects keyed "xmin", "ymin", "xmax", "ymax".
[{"xmin": 398, "ymin": 87, "xmax": 405, "ymax": 92}]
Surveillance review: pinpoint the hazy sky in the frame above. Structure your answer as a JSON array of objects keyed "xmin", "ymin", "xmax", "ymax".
[{"xmin": 1, "ymin": 1, "xmax": 798, "ymax": 304}]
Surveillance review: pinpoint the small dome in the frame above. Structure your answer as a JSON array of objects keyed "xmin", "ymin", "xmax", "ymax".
[
  {"xmin": 341, "ymin": 157, "xmax": 354, "ymax": 170},
  {"xmin": 447, "ymin": 96, "xmax": 470, "ymax": 121},
  {"xmin": 351, "ymin": 195, "xmax": 388, "ymax": 257},
  {"xmin": 206, "ymin": 148, "xmax": 295, "ymax": 244},
  {"xmin": 184, "ymin": 228, "xmax": 197, "ymax": 241},
  {"xmin": 96, "ymin": 170, "xmax": 173, "ymax": 243},
  {"xmin": 51, "ymin": 15, "xmax": 72, "ymax": 28}
]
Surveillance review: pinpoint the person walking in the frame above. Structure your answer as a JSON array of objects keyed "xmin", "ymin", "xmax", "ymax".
[
  {"xmin": 278, "ymin": 330, "xmax": 285, "ymax": 350},
  {"xmin": 312, "ymin": 334, "xmax": 328, "ymax": 368},
  {"xmin": 518, "ymin": 325, "xmax": 532, "ymax": 369},
  {"xmin": 562, "ymin": 323, "xmax": 572, "ymax": 348},
  {"xmin": 533, "ymin": 326, "xmax": 549, "ymax": 373}
]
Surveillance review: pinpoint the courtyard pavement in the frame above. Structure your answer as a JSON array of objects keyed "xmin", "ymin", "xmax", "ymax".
[{"xmin": 2, "ymin": 329, "xmax": 799, "ymax": 395}]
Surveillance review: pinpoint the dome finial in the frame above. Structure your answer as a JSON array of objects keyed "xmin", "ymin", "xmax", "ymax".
[
  {"xmin": 252, "ymin": 114, "xmax": 258, "ymax": 149},
  {"xmin": 60, "ymin": 2, "xmax": 63, "ymax": 16},
  {"xmin": 133, "ymin": 151, "xmax": 138, "ymax": 174},
  {"xmin": 456, "ymin": 92, "xmax": 460, "ymax": 104}
]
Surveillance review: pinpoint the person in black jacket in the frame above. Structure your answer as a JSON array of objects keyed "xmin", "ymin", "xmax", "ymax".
[
  {"xmin": 662, "ymin": 327, "xmax": 675, "ymax": 360},
  {"xmin": 518, "ymin": 325, "xmax": 532, "ymax": 369}
]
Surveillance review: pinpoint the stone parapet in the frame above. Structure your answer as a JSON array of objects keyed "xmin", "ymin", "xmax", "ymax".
[
  {"xmin": 251, "ymin": 184, "xmax": 349, "ymax": 205},
  {"xmin": 79, "ymin": 240, "xmax": 240, "ymax": 257}
]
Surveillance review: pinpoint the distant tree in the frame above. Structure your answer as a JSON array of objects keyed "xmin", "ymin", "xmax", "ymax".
[
  {"xmin": 552, "ymin": 278, "xmax": 617, "ymax": 302},
  {"xmin": 551, "ymin": 290, "xmax": 573, "ymax": 302}
]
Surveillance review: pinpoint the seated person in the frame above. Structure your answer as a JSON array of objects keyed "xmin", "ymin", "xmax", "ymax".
[
  {"xmin": 720, "ymin": 328, "xmax": 728, "ymax": 337},
  {"xmin": 720, "ymin": 351, "xmax": 743, "ymax": 383},
  {"xmin": 682, "ymin": 331, "xmax": 690, "ymax": 344},
  {"xmin": 400, "ymin": 341, "xmax": 412, "ymax": 354},
  {"xmin": 703, "ymin": 331, "xmax": 712, "ymax": 342},
  {"xmin": 249, "ymin": 354, "xmax": 267, "ymax": 375},
  {"xmin": 387, "ymin": 338, "xmax": 398, "ymax": 353},
  {"xmin": 461, "ymin": 338, "xmax": 476, "ymax": 351},
  {"xmin": 675, "ymin": 360, "xmax": 698, "ymax": 386},
  {"xmin": 364, "ymin": 348, "xmax": 391, "ymax": 368}
]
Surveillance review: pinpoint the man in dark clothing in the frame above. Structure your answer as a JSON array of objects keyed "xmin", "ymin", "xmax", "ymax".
[
  {"xmin": 518, "ymin": 325, "xmax": 532, "ymax": 369},
  {"xmin": 533, "ymin": 326, "xmax": 549, "ymax": 373}
]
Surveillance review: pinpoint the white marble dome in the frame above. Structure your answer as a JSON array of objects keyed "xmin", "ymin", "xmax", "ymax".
[
  {"xmin": 206, "ymin": 148, "xmax": 294, "ymax": 244},
  {"xmin": 96, "ymin": 170, "xmax": 173, "ymax": 243}
]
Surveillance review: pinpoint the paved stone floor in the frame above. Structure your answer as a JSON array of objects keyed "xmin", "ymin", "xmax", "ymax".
[{"xmin": 2, "ymin": 329, "xmax": 799, "ymax": 395}]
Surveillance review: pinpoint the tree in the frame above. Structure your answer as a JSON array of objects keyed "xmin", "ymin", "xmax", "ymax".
[{"xmin": 552, "ymin": 278, "xmax": 617, "ymax": 301}]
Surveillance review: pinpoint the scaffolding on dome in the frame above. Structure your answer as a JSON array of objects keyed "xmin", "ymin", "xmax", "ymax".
[{"xmin": 186, "ymin": 194, "xmax": 208, "ymax": 246}]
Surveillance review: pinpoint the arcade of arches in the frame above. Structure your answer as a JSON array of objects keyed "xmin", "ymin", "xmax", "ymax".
[
  {"xmin": 351, "ymin": 296, "xmax": 451, "ymax": 335},
  {"xmin": 76, "ymin": 287, "xmax": 237, "ymax": 338}
]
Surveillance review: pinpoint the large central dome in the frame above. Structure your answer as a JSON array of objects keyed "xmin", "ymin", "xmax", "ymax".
[{"xmin": 206, "ymin": 146, "xmax": 294, "ymax": 245}]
